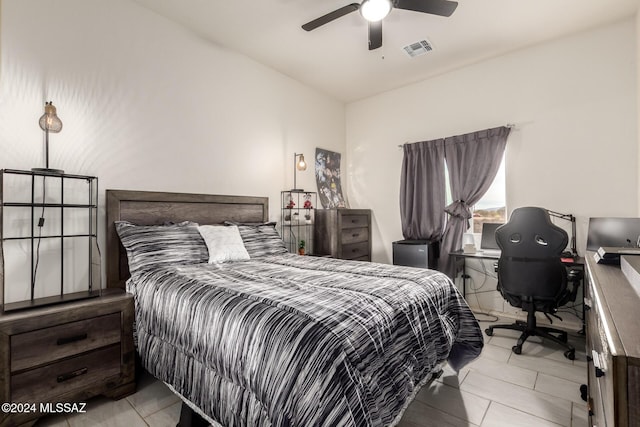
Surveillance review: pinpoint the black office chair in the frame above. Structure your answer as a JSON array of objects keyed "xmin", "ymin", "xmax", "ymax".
[{"xmin": 485, "ymin": 207, "xmax": 582, "ymax": 360}]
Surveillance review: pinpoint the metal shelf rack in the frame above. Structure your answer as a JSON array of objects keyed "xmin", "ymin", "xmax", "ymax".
[
  {"xmin": 280, "ymin": 191, "xmax": 317, "ymax": 255},
  {"xmin": 0, "ymin": 169, "xmax": 100, "ymax": 312}
]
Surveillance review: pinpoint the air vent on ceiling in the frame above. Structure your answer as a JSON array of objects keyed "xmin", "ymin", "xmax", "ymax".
[{"xmin": 403, "ymin": 39, "xmax": 434, "ymax": 58}]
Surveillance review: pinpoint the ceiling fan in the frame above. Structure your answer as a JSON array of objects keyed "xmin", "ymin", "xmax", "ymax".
[{"xmin": 302, "ymin": 0, "xmax": 458, "ymax": 51}]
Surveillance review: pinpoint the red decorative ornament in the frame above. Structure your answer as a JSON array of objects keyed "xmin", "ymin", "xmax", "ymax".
[
  {"xmin": 303, "ymin": 193, "xmax": 313, "ymax": 209},
  {"xmin": 286, "ymin": 194, "xmax": 295, "ymax": 209}
]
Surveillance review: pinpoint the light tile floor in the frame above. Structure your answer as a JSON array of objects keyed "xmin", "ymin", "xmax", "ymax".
[{"xmin": 35, "ymin": 316, "xmax": 588, "ymax": 427}]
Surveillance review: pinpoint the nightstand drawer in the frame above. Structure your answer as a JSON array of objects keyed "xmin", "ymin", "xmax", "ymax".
[
  {"xmin": 340, "ymin": 227, "xmax": 369, "ymax": 245},
  {"xmin": 11, "ymin": 313, "xmax": 121, "ymax": 372},
  {"xmin": 11, "ymin": 344, "xmax": 121, "ymax": 403},
  {"xmin": 341, "ymin": 215, "xmax": 369, "ymax": 229},
  {"xmin": 342, "ymin": 242, "xmax": 369, "ymax": 260}
]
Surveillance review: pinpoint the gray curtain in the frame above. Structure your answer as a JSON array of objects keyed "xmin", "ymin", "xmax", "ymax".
[
  {"xmin": 399, "ymin": 139, "xmax": 446, "ymax": 242},
  {"xmin": 439, "ymin": 126, "xmax": 510, "ymax": 278}
]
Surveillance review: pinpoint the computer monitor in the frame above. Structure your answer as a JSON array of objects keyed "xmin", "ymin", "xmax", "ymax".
[
  {"xmin": 480, "ymin": 223, "xmax": 502, "ymax": 251},
  {"xmin": 586, "ymin": 217, "xmax": 640, "ymax": 251}
]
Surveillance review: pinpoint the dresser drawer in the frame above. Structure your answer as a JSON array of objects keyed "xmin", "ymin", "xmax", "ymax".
[
  {"xmin": 11, "ymin": 344, "xmax": 121, "ymax": 403},
  {"xmin": 342, "ymin": 242, "xmax": 369, "ymax": 260},
  {"xmin": 11, "ymin": 313, "xmax": 121, "ymax": 372},
  {"xmin": 340, "ymin": 227, "xmax": 369, "ymax": 245},
  {"xmin": 341, "ymin": 215, "xmax": 369, "ymax": 229}
]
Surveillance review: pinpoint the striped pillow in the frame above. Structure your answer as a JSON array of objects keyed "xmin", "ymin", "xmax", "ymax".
[
  {"xmin": 115, "ymin": 221, "xmax": 208, "ymax": 274},
  {"xmin": 225, "ymin": 221, "xmax": 289, "ymax": 258}
]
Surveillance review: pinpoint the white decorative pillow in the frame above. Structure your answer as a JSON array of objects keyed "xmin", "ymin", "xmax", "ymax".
[{"xmin": 197, "ymin": 225, "xmax": 250, "ymax": 263}]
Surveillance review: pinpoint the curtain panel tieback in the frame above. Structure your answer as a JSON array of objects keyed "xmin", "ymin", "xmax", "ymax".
[{"xmin": 445, "ymin": 200, "xmax": 472, "ymax": 220}]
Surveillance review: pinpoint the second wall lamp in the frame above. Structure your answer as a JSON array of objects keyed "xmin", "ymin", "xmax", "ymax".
[
  {"xmin": 33, "ymin": 101, "xmax": 64, "ymax": 174},
  {"xmin": 292, "ymin": 153, "xmax": 307, "ymax": 192}
]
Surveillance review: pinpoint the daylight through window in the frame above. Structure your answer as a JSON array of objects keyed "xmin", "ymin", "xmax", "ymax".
[{"xmin": 471, "ymin": 153, "xmax": 506, "ymax": 232}]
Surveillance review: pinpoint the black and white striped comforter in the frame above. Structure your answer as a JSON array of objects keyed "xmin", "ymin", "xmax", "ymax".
[{"xmin": 128, "ymin": 254, "xmax": 483, "ymax": 427}]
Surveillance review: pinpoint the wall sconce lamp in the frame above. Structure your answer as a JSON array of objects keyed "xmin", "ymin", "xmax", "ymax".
[
  {"xmin": 292, "ymin": 152, "xmax": 307, "ymax": 192},
  {"xmin": 33, "ymin": 101, "xmax": 64, "ymax": 174}
]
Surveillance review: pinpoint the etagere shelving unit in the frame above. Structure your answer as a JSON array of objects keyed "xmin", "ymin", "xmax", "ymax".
[{"xmin": 280, "ymin": 191, "xmax": 317, "ymax": 255}]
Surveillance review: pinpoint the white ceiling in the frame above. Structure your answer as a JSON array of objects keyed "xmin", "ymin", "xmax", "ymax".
[{"xmin": 133, "ymin": 0, "xmax": 639, "ymax": 103}]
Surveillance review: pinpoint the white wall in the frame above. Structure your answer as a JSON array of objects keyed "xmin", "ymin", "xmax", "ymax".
[
  {"xmin": 346, "ymin": 19, "xmax": 638, "ymax": 265},
  {"xmin": 0, "ymin": 0, "xmax": 345, "ymax": 300}
]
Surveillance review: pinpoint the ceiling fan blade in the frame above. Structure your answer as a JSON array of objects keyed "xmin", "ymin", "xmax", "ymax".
[
  {"xmin": 368, "ymin": 21, "xmax": 382, "ymax": 50},
  {"xmin": 395, "ymin": 0, "xmax": 458, "ymax": 17},
  {"xmin": 302, "ymin": 3, "xmax": 360, "ymax": 31}
]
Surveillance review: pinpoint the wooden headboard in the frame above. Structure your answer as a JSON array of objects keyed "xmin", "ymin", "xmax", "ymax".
[{"xmin": 106, "ymin": 189, "xmax": 269, "ymax": 290}]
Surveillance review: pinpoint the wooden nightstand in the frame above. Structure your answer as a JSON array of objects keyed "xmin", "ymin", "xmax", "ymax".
[{"xmin": 0, "ymin": 289, "xmax": 135, "ymax": 426}]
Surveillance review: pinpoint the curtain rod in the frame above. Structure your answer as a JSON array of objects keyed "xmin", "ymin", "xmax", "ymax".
[{"xmin": 397, "ymin": 123, "xmax": 517, "ymax": 149}]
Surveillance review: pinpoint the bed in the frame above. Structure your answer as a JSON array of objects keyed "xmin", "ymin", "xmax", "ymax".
[{"xmin": 105, "ymin": 189, "xmax": 483, "ymax": 427}]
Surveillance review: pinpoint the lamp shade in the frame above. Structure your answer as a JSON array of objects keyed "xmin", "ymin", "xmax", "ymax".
[
  {"xmin": 297, "ymin": 154, "xmax": 307, "ymax": 171},
  {"xmin": 38, "ymin": 102, "xmax": 63, "ymax": 133}
]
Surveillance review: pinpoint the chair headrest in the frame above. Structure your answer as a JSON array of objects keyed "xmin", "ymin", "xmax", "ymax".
[{"xmin": 496, "ymin": 207, "xmax": 568, "ymax": 257}]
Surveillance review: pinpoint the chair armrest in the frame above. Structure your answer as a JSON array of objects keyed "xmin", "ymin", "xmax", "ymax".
[
  {"xmin": 566, "ymin": 267, "xmax": 584, "ymax": 302},
  {"xmin": 568, "ymin": 268, "xmax": 584, "ymax": 283}
]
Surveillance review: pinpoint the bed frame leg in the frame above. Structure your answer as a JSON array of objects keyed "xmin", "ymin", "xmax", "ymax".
[{"xmin": 177, "ymin": 402, "xmax": 209, "ymax": 427}]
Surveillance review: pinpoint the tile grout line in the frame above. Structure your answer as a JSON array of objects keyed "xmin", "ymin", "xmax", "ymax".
[
  {"xmin": 419, "ymin": 397, "xmax": 483, "ymax": 427},
  {"xmin": 123, "ymin": 396, "xmax": 152, "ymax": 426},
  {"xmin": 459, "ymin": 371, "xmax": 573, "ymax": 426},
  {"xmin": 477, "ymin": 399, "xmax": 493, "ymax": 427}
]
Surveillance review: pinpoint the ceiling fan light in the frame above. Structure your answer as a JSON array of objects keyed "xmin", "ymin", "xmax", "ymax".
[{"xmin": 360, "ymin": 0, "xmax": 392, "ymax": 22}]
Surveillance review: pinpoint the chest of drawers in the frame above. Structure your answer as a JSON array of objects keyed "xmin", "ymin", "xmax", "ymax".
[
  {"xmin": 585, "ymin": 254, "xmax": 640, "ymax": 426},
  {"xmin": 314, "ymin": 209, "xmax": 372, "ymax": 261},
  {"xmin": 0, "ymin": 290, "xmax": 135, "ymax": 426}
]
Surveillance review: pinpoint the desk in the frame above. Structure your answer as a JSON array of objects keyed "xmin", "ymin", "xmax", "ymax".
[
  {"xmin": 450, "ymin": 250, "xmax": 585, "ymax": 329},
  {"xmin": 450, "ymin": 250, "xmax": 500, "ymax": 298}
]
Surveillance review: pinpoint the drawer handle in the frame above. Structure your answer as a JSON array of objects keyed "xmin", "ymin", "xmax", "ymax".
[
  {"xmin": 352, "ymin": 233, "xmax": 359, "ymax": 237},
  {"xmin": 57, "ymin": 367, "xmax": 88, "ymax": 383},
  {"xmin": 57, "ymin": 333, "xmax": 88, "ymax": 346}
]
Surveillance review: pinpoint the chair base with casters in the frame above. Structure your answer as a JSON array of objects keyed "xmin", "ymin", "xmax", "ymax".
[{"xmin": 485, "ymin": 302, "xmax": 575, "ymax": 360}]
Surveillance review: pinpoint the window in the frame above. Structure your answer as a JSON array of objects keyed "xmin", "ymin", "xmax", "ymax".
[
  {"xmin": 471, "ymin": 154, "xmax": 506, "ymax": 232},
  {"xmin": 443, "ymin": 154, "xmax": 506, "ymax": 233}
]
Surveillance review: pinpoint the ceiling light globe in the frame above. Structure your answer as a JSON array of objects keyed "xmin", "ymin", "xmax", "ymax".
[{"xmin": 360, "ymin": 0, "xmax": 392, "ymax": 22}]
